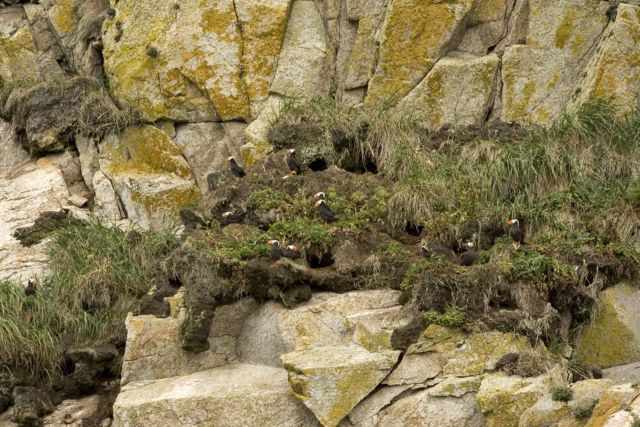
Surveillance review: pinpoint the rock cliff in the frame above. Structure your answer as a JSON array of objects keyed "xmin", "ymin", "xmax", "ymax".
[{"xmin": 2, "ymin": 0, "xmax": 640, "ymax": 426}]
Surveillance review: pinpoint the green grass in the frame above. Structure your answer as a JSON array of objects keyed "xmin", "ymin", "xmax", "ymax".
[
  {"xmin": 0, "ymin": 222, "xmax": 178, "ymax": 383},
  {"xmin": 424, "ymin": 306, "xmax": 466, "ymax": 328},
  {"xmin": 551, "ymin": 385, "xmax": 573, "ymax": 402}
]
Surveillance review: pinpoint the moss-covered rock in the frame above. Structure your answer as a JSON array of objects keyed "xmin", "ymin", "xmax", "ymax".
[
  {"xmin": 281, "ymin": 345, "xmax": 399, "ymax": 427},
  {"xmin": 100, "ymin": 125, "xmax": 200, "ymax": 230},
  {"xmin": 575, "ymin": 283, "xmax": 640, "ymax": 369}
]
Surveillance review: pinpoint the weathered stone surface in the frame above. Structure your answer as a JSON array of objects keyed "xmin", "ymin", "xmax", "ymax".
[
  {"xmin": 281, "ymin": 345, "xmax": 400, "ymax": 427},
  {"xmin": 174, "ymin": 122, "xmax": 246, "ymax": 194},
  {"xmin": 0, "ymin": 6, "xmax": 40, "ymax": 84},
  {"xmin": 501, "ymin": 0, "xmax": 609, "ymax": 126},
  {"xmin": 575, "ymin": 283, "xmax": 640, "ymax": 369},
  {"xmin": 520, "ymin": 379, "xmax": 613, "ymax": 427},
  {"xmin": 574, "ymin": 4, "xmax": 640, "ymax": 114},
  {"xmin": 604, "ymin": 362, "xmax": 640, "ymax": 385},
  {"xmin": 476, "ymin": 373, "xmax": 550, "ymax": 427},
  {"xmin": 92, "ymin": 171, "xmax": 124, "ymax": 224},
  {"xmin": 347, "ymin": 385, "xmax": 410, "ymax": 427},
  {"xmin": 376, "ymin": 390, "xmax": 484, "ymax": 427},
  {"xmin": 269, "ymin": 0, "xmax": 328, "ymax": 99},
  {"xmin": 99, "ymin": 126, "xmax": 200, "ymax": 230},
  {"xmin": 383, "ymin": 352, "xmax": 441, "ymax": 386},
  {"xmin": 0, "ymin": 120, "xmax": 29, "ymax": 175},
  {"xmin": 235, "ymin": 0, "xmax": 292, "ymax": 117},
  {"xmin": 410, "ymin": 325, "xmax": 539, "ymax": 377},
  {"xmin": 398, "ymin": 53, "xmax": 499, "ymax": 130},
  {"xmin": 113, "ymin": 364, "xmax": 319, "ymax": 427},
  {"xmin": 238, "ymin": 290, "xmax": 403, "ymax": 367},
  {"xmin": 0, "ymin": 160, "xmax": 69, "ymax": 282},
  {"xmin": 585, "ymin": 383, "xmax": 639, "ymax": 427},
  {"xmin": 42, "ymin": 394, "xmax": 112, "ymax": 427},
  {"xmin": 121, "ymin": 299, "xmax": 257, "ymax": 385},
  {"xmin": 427, "ymin": 376, "xmax": 483, "ymax": 398},
  {"xmin": 457, "ymin": 0, "xmax": 512, "ymax": 55},
  {"xmin": 365, "ymin": 0, "xmax": 474, "ymax": 105},
  {"xmin": 75, "ymin": 135, "xmax": 99, "ymax": 191}
]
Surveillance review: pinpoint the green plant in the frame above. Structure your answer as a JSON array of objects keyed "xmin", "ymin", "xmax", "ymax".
[
  {"xmin": 247, "ymin": 188, "xmax": 291, "ymax": 211},
  {"xmin": 572, "ymin": 401, "xmax": 596, "ymax": 419},
  {"xmin": 551, "ymin": 385, "xmax": 573, "ymax": 402},
  {"xmin": 268, "ymin": 218, "xmax": 334, "ymax": 248},
  {"xmin": 424, "ymin": 306, "xmax": 466, "ymax": 328},
  {"xmin": 0, "ymin": 222, "xmax": 178, "ymax": 383}
]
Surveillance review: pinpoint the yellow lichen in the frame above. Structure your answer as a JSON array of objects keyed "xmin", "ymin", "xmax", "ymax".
[
  {"xmin": 105, "ymin": 126, "xmax": 192, "ymax": 178},
  {"xmin": 49, "ymin": 0, "xmax": 78, "ymax": 35},
  {"xmin": 554, "ymin": 9, "xmax": 576, "ymax": 49},
  {"xmin": 366, "ymin": 0, "xmax": 473, "ymax": 105},
  {"xmin": 575, "ymin": 288, "xmax": 640, "ymax": 368}
]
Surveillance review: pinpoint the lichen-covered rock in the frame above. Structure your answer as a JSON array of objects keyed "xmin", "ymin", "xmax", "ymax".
[
  {"xmin": 121, "ymin": 298, "xmax": 257, "ymax": 385},
  {"xmin": 347, "ymin": 385, "xmax": 410, "ymax": 427},
  {"xmin": 0, "ymin": 120, "xmax": 29, "ymax": 175},
  {"xmin": 375, "ymin": 390, "xmax": 484, "ymax": 427},
  {"xmin": 99, "ymin": 126, "xmax": 200, "ymax": 230},
  {"xmin": 398, "ymin": 53, "xmax": 499, "ymax": 130},
  {"xmin": 42, "ymin": 394, "xmax": 113, "ymax": 427},
  {"xmin": 476, "ymin": 373, "xmax": 551, "ymax": 427},
  {"xmin": 113, "ymin": 364, "xmax": 319, "ymax": 427},
  {"xmin": 174, "ymin": 122, "xmax": 246, "ymax": 194},
  {"xmin": 585, "ymin": 383, "xmax": 639, "ymax": 427},
  {"xmin": 365, "ymin": 0, "xmax": 474, "ymax": 105},
  {"xmin": 281, "ymin": 345, "xmax": 400, "ymax": 427},
  {"xmin": 457, "ymin": 0, "xmax": 512, "ymax": 55},
  {"xmin": 574, "ymin": 4, "xmax": 640, "ymax": 114},
  {"xmin": 0, "ymin": 6, "xmax": 40, "ymax": 84},
  {"xmin": 575, "ymin": 283, "xmax": 640, "ymax": 369},
  {"xmin": 520, "ymin": 379, "xmax": 613, "ymax": 427},
  {"xmin": 238, "ymin": 290, "xmax": 403, "ymax": 367},
  {"xmin": 501, "ymin": 0, "xmax": 609, "ymax": 126},
  {"xmin": 0, "ymin": 160, "xmax": 69, "ymax": 283}
]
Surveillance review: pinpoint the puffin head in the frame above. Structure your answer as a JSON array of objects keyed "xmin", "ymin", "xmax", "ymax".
[
  {"xmin": 288, "ymin": 148, "xmax": 296, "ymax": 155},
  {"xmin": 506, "ymin": 219, "xmax": 519, "ymax": 225},
  {"xmin": 222, "ymin": 211, "xmax": 233, "ymax": 218},
  {"xmin": 315, "ymin": 200, "xmax": 326, "ymax": 207},
  {"xmin": 267, "ymin": 239, "xmax": 280, "ymax": 247},
  {"xmin": 286, "ymin": 244, "xmax": 299, "ymax": 251},
  {"xmin": 227, "ymin": 156, "xmax": 235, "ymax": 162},
  {"xmin": 314, "ymin": 191, "xmax": 326, "ymax": 200}
]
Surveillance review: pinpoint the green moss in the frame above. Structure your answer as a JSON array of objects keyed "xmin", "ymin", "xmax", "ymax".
[
  {"xmin": 268, "ymin": 218, "xmax": 334, "ymax": 248},
  {"xmin": 247, "ymin": 188, "xmax": 291, "ymax": 211},
  {"xmin": 551, "ymin": 385, "xmax": 573, "ymax": 402},
  {"xmin": 554, "ymin": 9, "xmax": 576, "ymax": 49},
  {"xmin": 424, "ymin": 306, "xmax": 466, "ymax": 328},
  {"xmin": 576, "ymin": 288, "xmax": 640, "ymax": 368}
]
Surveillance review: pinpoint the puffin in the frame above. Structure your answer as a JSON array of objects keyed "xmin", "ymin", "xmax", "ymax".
[
  {"xmin": 458, "ymin": 241, "xmax": 479, "ymax": 266},
  {"xmin": 315, "ymin": 200, "xmax": 337, "ymax": 223},
  {"xmin": 506, "ymin": 219, "xmax": 525, "ymax": 249},
  {"xmin": 221, "ymin": 209, "xmax": 245, "ymax": 226},
  {"xmin": 286, "ymin": 149, "xmax": 302, "ymax": 174},
  {"xmin": 268, "ymin": 240, "xmax": 283, "ymax": 260},
  {"xmin": 313, "ymin": 192, "xmax": 326, "ymax": 200},
  {"xmin": 282, "ymin": 244, "xmax": 302, "ymax": 259},
  {"xmin": 282, "ymin": 171, "xmax": 297, "ymax": 180},
  {"xmin": 419, "ymin": 239, "xmax": 457, "ymax": 263},
  {"xmin": 25, "ymin": 279, "xmax": 37, "ymax": 297},
  {"xmin": 228, "ymin": 156, "xmax": 246, "ymax": 178}
]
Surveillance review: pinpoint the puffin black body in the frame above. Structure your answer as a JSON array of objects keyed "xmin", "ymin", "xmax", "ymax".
[
  {"xmin": 25, "ymin": 279, "xmax": 37, "ymax": 297},
  {"xmin": 286, "ymin": 149, "xmax": 301, "ymax": 174},
  {"xmin": 179, "ymin": 208, "xmax": 207, "ymax": 230},
  {"xmin": 419, "ymin": 239, "xmax": 457, "ymax": 263},
  {"xmin": 507, "ymin": 219, "xmax": 525, "ymax": 248},
  {"xmin": 606, "ymin": 3, "xmax": 618, "ymax": 21},
  {"xmin": 458, "ymin": 250, "xmax": 479, "ymax": 266},
  {"xmin": 268, "ymin": 240, "xmax": 302, "ymax": 260},
  {"xmin": 315, "ymin": 200, "xmax": 336, "ymax": 223},
  {"xmin": 221, "ymin": 209, "xmax": 245, "ymax": 226},
  {"xmin": 268, "ymin": 240, "xmax": 284, "ymax": 260},
  {"xmin": 228, "ymin": 157, "xmax": 246, "ymax": 178}
]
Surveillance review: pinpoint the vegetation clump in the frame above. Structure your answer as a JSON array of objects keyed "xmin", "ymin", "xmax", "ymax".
[{"xmin": 551, "ymin": 385, "xmax": 574, "ymax": 402}]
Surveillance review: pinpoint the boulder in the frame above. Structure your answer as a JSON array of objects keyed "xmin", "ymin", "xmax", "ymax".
[
  {"xmin": 0, "ymin": 6, "xmax": 40, "ymax": 84},
  {"xmin": 375, "ymin": 390, "xmax": 484, "ymax": 427},
  {"xmin": 476, "ymin": 373, "xmax": 551, "ymax": 427},
  {"xmin": 112, "ymin": 364, "xmax": 319, "ymax": 427},
  {"xmin": 121, "ymin": 299, "xmax": 257, "ymax": 385},
  {"xmin": 347, "ymin": 385, "xmax": 411, "ymax": 427},
  {"xmin": 238, "ymin": 290, "xmax": 404, "ymax": 367},
  {"xmin": 174, "ymin": 122, "xmax": 246, "ymax": 194},
  {"xmin": 457, "ymin": 0, "xmax": 513, "ymax": 55},
  {"xmin": 585, "ymin": 383, "xmax": 639, "ymax": 427},
  {"xmin": 574, "ymin": 4, "xmax": 640, "ymax": 114},
  {"xmin": 0, "ymin": 160, "xmax": 69, "ymax": 282},
  {"xmin": 397, "ymin": 52, "xmax": 499, "ymax": 130},
  {"xmin": 575, "ymin": 283, "xmax": 640, "ymax": 369},
  {"xmin": 0, "ymin": 120, "xmax": 29, "ymax": 176},
  {"xmin": 281, "ymin": 345, "xmax": 400, "ymax": 427},
  {"xmin": 501, "ymin": 0, "xmax": 609, "ymax": 126},
  {"xmin": 365, "ymin": 0, "xmax": 474, "ymax": 105},
  {"xmin": 42, "ymin": 394, "xmax": 113, "ymax": 427},
  {"xmin": 604, "ymin": 362, "xmax": 640, "ymax": 385},
  {"xmin": 99, "ymin": 126, "xmax": 200, "ymax": 230}
]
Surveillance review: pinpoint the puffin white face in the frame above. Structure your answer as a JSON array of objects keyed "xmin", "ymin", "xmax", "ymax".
[
  {"xmin": 315, "ymin": 200, "xmax": 325, "ymax": 207},
  {"xmin": 465, "ymin": 241, "xmax": 474, "ymax": 248},
  {"xmin": 222, "ymin": 211, "xmax": 233, "ymax": 218},
  {"xmin": 286, "ymin": 244, "xmax": 298, "ymax": 251},
  {"xmin": 288, "ymin": 149, "xmax": 296, "ymax": 154},
  {"xmin": 227, "ymin": 156, "xmax": 235, "ymax": 161},
  {"xmin": 267, "ymin": 239, "xmax": 280, "ymax": 247},
  {"xmin": 314, "ymin": 192, "xmax": 326, "ymax": 200},
  {"xmin": 507, "ymin": 219, "xmax": 519, "ymax": 225}
]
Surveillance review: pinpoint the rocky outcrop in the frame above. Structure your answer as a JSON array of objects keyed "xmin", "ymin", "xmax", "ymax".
[
  {"xmin": 113, "ymin": 364, "xmax": 319, "ymax": 427},
  {"xmin": 575, "ymin": 283, "xmax": 640, "ymax": 369}
]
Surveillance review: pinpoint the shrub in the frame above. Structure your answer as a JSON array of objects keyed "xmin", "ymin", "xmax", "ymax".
[
  {"xmin": 0, "ymin": 222, "xmax": 178, "ymax": 383},
  {"xmin": 551, "ymin": 385, "xmax": 573, "ymax": 402},
  {"xmin": 424, "ymin": 306, "xmax": 466, "ymax": 328}
]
